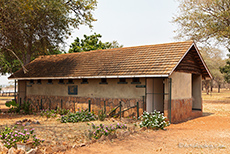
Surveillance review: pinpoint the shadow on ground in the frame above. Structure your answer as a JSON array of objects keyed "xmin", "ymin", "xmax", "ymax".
[{"xmin": 202, "ymin": 112, "xmax": 214, "ymax": 117}]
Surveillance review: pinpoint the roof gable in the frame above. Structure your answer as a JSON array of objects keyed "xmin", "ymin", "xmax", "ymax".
[
  {"xmin": 9, "ymin": 41, "xmax": 211, "ymax": 80},
  {"xmin": 172, "ymin": 45, "xmax": 212, "ymax": 79}
]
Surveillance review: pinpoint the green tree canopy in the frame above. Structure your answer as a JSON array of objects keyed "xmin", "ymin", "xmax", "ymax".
[
  {"xmin": 220, "ymin": 50, "xmax": 230, "ymax": 83},
  {"xmin": 0, "ymin": 0, "xmax": 97, "ymax": 74},
  {"xmin": 69, "ymin": 33, "xmax": 123, "ymax": 53}
]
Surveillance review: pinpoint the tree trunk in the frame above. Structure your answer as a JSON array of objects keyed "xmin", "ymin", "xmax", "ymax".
[
  {"xmin": 210, "ymin": 79, "xmax": 213, "ymax": 92},
  {"xmin": 205, "ymin": 80, "xmax": 210, "ymax": 95},
  {"xmin": 218, "ymin": 84, "xmax": 221, "ymax": 93}
]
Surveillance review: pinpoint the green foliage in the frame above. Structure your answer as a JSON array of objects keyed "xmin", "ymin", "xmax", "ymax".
[
  {"xmin": 0, "ymin": 0, "xmax": 97, "ymax": 74},
  {"xmin": 98, "ymin": 109, "xmax": 106, "ymax": 121},
  {"xmin": 173, "ymin": 0, "xmax": 230, "ymax": 46},
  {"xmin": 0, "ymin": 126, "xmax": 44, "ymax": 149},
  {"xmin": 6, "ymin": 100, "xmax": 32, "ymax": 114},
  {"xmin": 60, "ymin": 109, "xmax": 97, "ymax": 123},
  {"xmin": 40, "ymin": 109, "xmax": 58, "ymax": 119},
  {"xmin": 40, "ymin": 108, "xmax": 69, "ymax": 118},
  {"xmin": 21, "ymin": 101, "xmax": 32, "ymax": 115},
  {"xmin": 87, "ymin": 122, "xmax": 127, "ymax": 139},
  {"xmin": 139, "ymin": 111, "xmax": 170, "ymax": 130},
  {"xmin": 220, "ymin": 50, "xmax": 230, "ymax": 83},
  {"xmin": 56, "ymin": 107, "xmax": 70, "ymax": 115},
  {"xmin": 5, "ymin": 100, "xmax": 20, "ymax": 113},
  {"xmin": 69, "ymin": 33, "xmax": 123, "ymax": 53}
]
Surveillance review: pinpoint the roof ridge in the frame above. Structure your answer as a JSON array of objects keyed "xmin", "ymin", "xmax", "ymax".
[{"xmin": 38, "ymin": 40, "xmax": 194, "ymax": 58}]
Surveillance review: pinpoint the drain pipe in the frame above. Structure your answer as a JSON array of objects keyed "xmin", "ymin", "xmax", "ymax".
[{"xmin": 169, "ymin": 78, "xmax": 172, "ymax": 123}]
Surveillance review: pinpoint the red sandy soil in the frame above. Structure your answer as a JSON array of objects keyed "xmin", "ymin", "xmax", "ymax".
[
  {"xmin": 65, "ymin": 101, "xmax": 230, "ymax": 154},
  {"xmin": 0, "ymin": 95, "xmax": 230, "ymax": 154}
]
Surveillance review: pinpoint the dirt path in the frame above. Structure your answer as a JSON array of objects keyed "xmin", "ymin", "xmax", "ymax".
[
  {"xmin": 66, "ymin": 101, "xmax": 230, "ymax": 154},
  {"xmin": 0, "ymin": 96, "xmax": 12, "ymax": 112}
]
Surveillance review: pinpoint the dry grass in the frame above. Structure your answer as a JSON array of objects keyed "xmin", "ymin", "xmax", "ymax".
[
  {"xmin": 0, "ymin": 96, "xmax": 13, "ymax": 110},
  {"xmin": 202, "ymin": 88, "xmax": 230, "ymax": 101},
  {"xmin": 0, "ymin": 113, "xmax": 136, "ymax": 150},
  {"xmin": 0, "ymin": 90, "xmax": 230, "ymax": 153}
]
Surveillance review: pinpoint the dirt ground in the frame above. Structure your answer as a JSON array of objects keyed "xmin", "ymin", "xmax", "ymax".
[
  {"xmin": 68, "ymin": 89, "xmax": 230, "ymax": 154},
  {"xmin": 0, "ymin": 89, "xmax": 230, "ymax": 154},
  {"xmin": 0, "ymin": 96, "xmax": 12, "ymax": 112}
]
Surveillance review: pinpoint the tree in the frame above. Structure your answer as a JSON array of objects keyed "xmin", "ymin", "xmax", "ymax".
[
  {"xmin": 0, "ymin": 0, "xmax": 97, "ymax": 74},
  {"xmin": 220, "ymin": 50, "xmax": 230, "ymax": 83},
  {"xmin": 200, "ymin": 47, "xmax": 225, "ymax": 93},
  {"xmin": 173, "ymin": 0, "xmax": 230, "ymax": 90},
  {"xmin": 69, "ymin": 33, "xmax": 123, "ymax": 53},
  {"xmin": 173, "ymin": 0, "xmax": 230, "ymax": 46}
]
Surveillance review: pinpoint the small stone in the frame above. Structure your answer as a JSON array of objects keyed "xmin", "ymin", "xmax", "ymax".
[
  {"xmin": 22, "ymin": 119, "xmax": 28, "ymax": 122},
  {"xmin": 26, "ymin": 148, "xmax": 37, "ymax": 154},
  {"xmin": 107, "ymin": 134, "xmax": 117, "ymax": 140},
  {"xmin": 15, "ymin": 149, "xmax": 25, "ymax": 154},
  {"xmin": 0, "ymin": 142, "xmax": 8, "ymax": 153},
  {"xmin": 15, "ymin": 121, "xmax": 22, "ymax": 125},
  {"xmin": 98, "ymin": 135, "xmax": 106, "ymax": 142},
  {"xmin": 79, "ymin": 143, "xmax": 86, "ymax": 147},
  {"xmin": 110, "ymin": 118, "xmax": 116, "ymax": 122},
  {"xmin": 8, "ymin": 147, "xmax": 17, "ymax": 154},
  {"xmin": 35, "ymin": 121, "xmax": 40, "ymax": 124},
  {"xmin": 25, "ymin": 122, "xmax": 31, "ymax": 126},
  {"xmin": 35, "ymin": 148, "xmax": 44, "ymax": 154},
  {"xmin": 140, "ymin": 127, "xmax": 147, "ymax": 131},
  {"xmin": 62, "ymin": 142, "xmax": 67, "ymax": 145},
  {"xmin": 52, "ymin": 146, "xmax": 66, "ymax": 152},
  {"xmin": 45, "ymin": 146, "xmax": 54, "ymax": 154},
  {"xmin": 123, "ymin": 131, "xmax": 130, "ymax": 137}
]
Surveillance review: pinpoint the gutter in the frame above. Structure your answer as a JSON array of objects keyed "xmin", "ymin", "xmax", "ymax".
[{"xmin": 9, "ymin": 74, "xmax": 169, "ymax": 80}]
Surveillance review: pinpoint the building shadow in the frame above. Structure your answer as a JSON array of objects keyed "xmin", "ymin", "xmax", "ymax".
[{"xmin": 202, "ymin": 112, "xmax": 214, "ymax": 117}]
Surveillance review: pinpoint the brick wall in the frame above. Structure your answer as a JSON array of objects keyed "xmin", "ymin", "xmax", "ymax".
[
  {"xmin": 164, "ymin": 98, "xmax": 202, "ymax": 123},
  {"xmin": 26, "ymin": 95, "xmax": 144, "ymax": 118}
]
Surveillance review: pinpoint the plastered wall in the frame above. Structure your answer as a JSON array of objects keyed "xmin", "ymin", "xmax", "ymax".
[
  {"xmin": 18, "ymin": 80, "xmax": 26, "ymax": 101},
  {"xmin": 25, "ymin": 78, "xmax": 145, "ymax": 99},
  {"xmin": 170, "ymin": 72, "xmax": 192, "ymax": 99}
]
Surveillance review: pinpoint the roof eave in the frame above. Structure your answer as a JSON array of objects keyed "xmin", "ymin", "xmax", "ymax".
[{"xmin": 8, "ymin": 74, "xmax": 169, "ymax": 80}]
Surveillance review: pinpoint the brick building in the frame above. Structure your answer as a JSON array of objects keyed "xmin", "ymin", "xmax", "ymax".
[{"xmin": 9, "ymin": 41, "xmax": 212, "ymax": 123}]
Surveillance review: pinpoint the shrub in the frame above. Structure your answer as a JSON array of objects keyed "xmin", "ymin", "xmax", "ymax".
[
  {"xmin": 0, "ymin": 126, "xmax": 44, "ymax": 149},
  {"xmin": 5, "ymin": 100, "xmax": 32, "ymax": 114},
  {"xmin": 21, "ymin": 101, "xmax": 32, "ymax": 114},
  {"xmin": 87, "ymin": 122, "xmax": 127, "ymax": 139},
  {"xmin": 56, "ymin": 107, "xmax": 69, "ymax": 115},
  {"xmin": 5, "ymin": 100, "xmax": 20, "ymax": 113},
  {"xmin": 40, "ymin": 109, "xmax": 57, "ymax": 118},
  {"xmin": 60, "ymin": 109, "xmax": 97, "ymax": 123},
  {"xmin": 139, "ymin": 110, "xmax": 170, "ymax": 130},
  {"xmin": 98, "ymin": 109, "xmax": 106, "ymax": 121}
]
